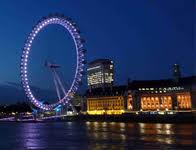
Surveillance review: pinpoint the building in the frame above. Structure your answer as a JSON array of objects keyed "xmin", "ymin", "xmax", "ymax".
[
  {"xmin": 87, "ymin": 59, "xmax": 114, "ymax": 89},
  {"xmin": 86, "ymin": 86, "xmax": 128, "ymax": 115},
  {"xmin": 129, "ymin": 76, "xmax": 196, "ymax": 113},
  {"xmin": 173, "ymin": 64, "xmax": 181, "ymax": 82},
  {"xmin": 86, "ymin": 76, "xmax": 196, "ymax": 115}
]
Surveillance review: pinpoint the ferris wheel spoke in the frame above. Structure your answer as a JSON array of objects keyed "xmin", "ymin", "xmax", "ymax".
[
  {"xmin": 52, "ymin": 70, "xmax": 61, "ymax": 101},
  {"xmin": 54, "ymin": 71, "xmax": 66, "ymax": 96}
]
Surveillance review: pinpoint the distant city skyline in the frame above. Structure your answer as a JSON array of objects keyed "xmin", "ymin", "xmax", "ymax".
[{"xmin": 0, "ymin": 0, "xmax": 195, "ymax": 103}]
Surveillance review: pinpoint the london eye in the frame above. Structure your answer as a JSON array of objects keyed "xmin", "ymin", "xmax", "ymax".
[{"xmin": 20, "ymin": 14, "xmax": 86, "ymax": 111}]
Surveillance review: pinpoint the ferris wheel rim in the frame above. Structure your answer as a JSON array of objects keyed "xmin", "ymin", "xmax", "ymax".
[{"xmin": 20, "ymin": 15, "xmax": 85, "ymax": 111}]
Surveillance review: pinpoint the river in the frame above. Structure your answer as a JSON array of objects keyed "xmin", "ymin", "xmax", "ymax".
[{"xmin": 0, "ymin": 122, "xmax": 195, "ymax": 150}]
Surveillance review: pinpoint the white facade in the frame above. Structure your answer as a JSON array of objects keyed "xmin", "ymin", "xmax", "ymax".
[{"xmin": 87, "ymin": 59, "xmax": 114, "ymax": 89}]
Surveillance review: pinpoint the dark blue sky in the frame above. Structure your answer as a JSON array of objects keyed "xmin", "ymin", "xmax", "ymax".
[{"xmin": 0, "ymin": 0, "xmax": 195, "ymax": 103}]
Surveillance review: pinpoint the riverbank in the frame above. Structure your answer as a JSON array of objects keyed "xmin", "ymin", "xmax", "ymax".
[
  {"xmin": 1, "ymin": 112, "xmax": 196, "ymax": 123},
  {"xmin": 24, "ymin": 112, "xmax": 196, "ymax": 123},
  {"xmin": 78, "ymin": 112, "xmax": 196, "ymax": 123}
]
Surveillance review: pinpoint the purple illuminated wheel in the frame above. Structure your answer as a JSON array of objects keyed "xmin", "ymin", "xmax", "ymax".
[{"xmin": 20, "ymin": 14, "xmax": 85, "ymax": 111}]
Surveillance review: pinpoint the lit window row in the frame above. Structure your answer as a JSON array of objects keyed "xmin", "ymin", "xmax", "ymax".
[
  {"xmin": 141, "ymin": 96, "xmax": 172, "ymax": 111},
  {"xmin": 87, "ymin": 65, "xmax": 101, "ymax": 71},
  {"xmin": 87, "ymin": 97, "xmax": 124, "ymax": 112},
  {"xmin": 139, "ymin": 86, "xmax": 184, "ymax": 92}
]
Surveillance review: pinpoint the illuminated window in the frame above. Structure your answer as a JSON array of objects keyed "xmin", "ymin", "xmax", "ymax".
[
  {"xmin": 127, "ymin": 94, "xmax": 133, "ymax": 110},
  {"xmin": 177, "ymin": 93, "xmax": 191, "ymax": 110}
]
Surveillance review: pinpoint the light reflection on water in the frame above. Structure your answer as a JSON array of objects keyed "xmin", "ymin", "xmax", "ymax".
[{"xmin": 0, "ymin": 122, "xmax": 195, "ymax": 150}]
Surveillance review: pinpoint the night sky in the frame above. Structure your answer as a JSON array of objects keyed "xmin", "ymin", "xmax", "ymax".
[{"xmin": 0, "ymin": 0, "xmax": 195, "ymax": 104}]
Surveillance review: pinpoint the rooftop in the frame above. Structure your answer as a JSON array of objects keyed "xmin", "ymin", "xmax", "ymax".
[
  {"xmin": 129, "ymin": 76, "xmax": 196, "ymax": 89},
  {"xmin": 88, "ymin": 59, "xmax": 112, "ymax": 65}
]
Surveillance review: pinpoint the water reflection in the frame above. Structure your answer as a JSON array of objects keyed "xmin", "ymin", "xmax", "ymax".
[
  {"xmin": 0, "ymin": 122, "xmax": 195, "ymax": 150},
  {"xmin": 22, "ymin": 123, "xmax": 44, "ymax": 149},
  {"xmin": 85, "ymin": 122, "xmax": 196, "ymax": 149}
]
